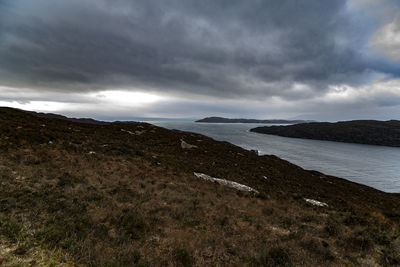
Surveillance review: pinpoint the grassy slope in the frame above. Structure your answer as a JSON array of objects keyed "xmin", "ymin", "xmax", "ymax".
[
  {"xmin": 250, "ymin": 120, "xmax": 400, "ymax": 147},
  {"xmin": 0, "ymin": 107, "xmax": 399, "ymax": 266}
]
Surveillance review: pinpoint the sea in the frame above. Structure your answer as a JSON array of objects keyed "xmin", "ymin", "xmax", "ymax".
[{"xmin": 149, "ymin": 121, "xmax": 400, "ymax": 193}]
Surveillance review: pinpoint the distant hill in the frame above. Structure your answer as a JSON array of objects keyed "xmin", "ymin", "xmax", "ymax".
[
  {"xmin": 251, "ymin": 120, "xmax": 400, "ymax": 147},
  {"xmin": 26, "ymin": 110, "xmax": 108, "ymax": 125},
  {"xmin": 196, "ymin": 116, "xmax": 313, "ymax": 124}
]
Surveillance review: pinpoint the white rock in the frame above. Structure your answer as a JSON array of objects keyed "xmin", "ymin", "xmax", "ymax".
[
  {"xmin": 121, "ymin": 129, "xmax": 135, "ymax": 135},
  {"xmin": 135, "ymin": 130, "xmax": 146, "ymax": 135},
  {"xmin": 181, "ymin": 140, "xmax": 197, "ymax": 149},
  {"xmin": 88, "ymin": 151, "xmax": 96, "ymax": 155},
  {"xmin": 304, "ymin": 198, "xmax": 328, "ymax": 207},
  {"xmin": 122, "ymin": 128, "xmax": 145, "ymax": 135},
  {"xmin": 250, "ymin": 149, "xmax": 259, "ymax": 155},
  {"xmin": 194, "ymin": 172, "xmax": 259, "ymax": 194}
]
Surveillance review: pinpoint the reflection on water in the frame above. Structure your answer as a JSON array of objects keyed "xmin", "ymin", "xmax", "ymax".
[{"xmin": 151, "ymin": 122, "xmax": 400, "ymax": 193}]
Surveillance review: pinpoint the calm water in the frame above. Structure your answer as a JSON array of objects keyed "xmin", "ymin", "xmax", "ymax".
[{"xmin": 151, "ymin": 122, "xmax": 400, "ymax": 193}]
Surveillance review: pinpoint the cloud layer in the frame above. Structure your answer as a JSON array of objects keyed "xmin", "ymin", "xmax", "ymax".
[{"xmin": 0, "ymin": 0, "xmax": 399, "ymax": 120}]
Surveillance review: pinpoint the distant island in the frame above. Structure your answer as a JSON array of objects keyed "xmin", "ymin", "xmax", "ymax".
[
  {"xmin": 196, "ymin": 116, "xmax": 313, "ymax": 124},
  {"xmin": 251, "ymin": 120, "xmax": 400, "ymax": 147}
]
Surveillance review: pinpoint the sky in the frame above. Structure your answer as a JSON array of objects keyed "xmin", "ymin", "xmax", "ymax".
[{"xmin": 0, "ymin": 0, "xmax": 399, "ymax": 121}]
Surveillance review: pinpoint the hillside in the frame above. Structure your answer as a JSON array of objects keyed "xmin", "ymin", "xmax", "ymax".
[
  {"xmin": 26, "ymin": 110, "xmax": 108, "ymax": 125},
  {"xmin": 0, "ymin": 107, "xmax": 399, "ymax": 266},
  {"xmin": 251, "ymin": 120, "xmax": 400, "ymax": 147},
  {"xmin": 196, "ymin": 117, "xmax": 312, "ymax": 124}
]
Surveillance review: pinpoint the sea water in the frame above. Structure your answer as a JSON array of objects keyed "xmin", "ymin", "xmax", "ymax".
[{"xmin": 150, "ymin": 122, "xmax": 400, "ymax": 193}]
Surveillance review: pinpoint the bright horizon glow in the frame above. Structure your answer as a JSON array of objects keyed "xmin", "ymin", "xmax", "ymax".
[
  {"xmin": 0, "ymin": 88, "xmax": 167, "ymax": 113},
  {"xmin": 0, "ymin": 100, "xmax": 71, "ymax": 113},
  {"xmin": 92, "ymin": 90, "xmax": 166, "ymax": 107}
]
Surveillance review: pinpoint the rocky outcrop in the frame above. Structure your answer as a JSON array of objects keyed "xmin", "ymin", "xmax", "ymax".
[
  {"xmin": 181, "ymin": 140, "xmax": 198, "ymax": 149},
  {"xmin": 194, "ymin": 172, "xmax": 259, "ymax": 194}
]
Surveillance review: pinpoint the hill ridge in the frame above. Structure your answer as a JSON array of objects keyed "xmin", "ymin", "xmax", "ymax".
[
  {"xmin": 251, "ymin": 120, "xmax": 400, "ymax": 147},
  {"xmin": 196, "ymin": 116, "xmax": 314, "ymax": 124}
]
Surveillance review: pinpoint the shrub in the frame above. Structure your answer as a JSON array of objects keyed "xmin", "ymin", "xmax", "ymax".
[
  {"xmin": 172, "ymin": 247, "xmax": 193, "ymax": 267},
  {"xmin": 57, "ymin": 172, "xmax": 83, "ymax": 187},
  {"xmin": 344, "ymin": 234, "xmax": 373, "ymax": 253},
  {"xmin": 324, "ymin": 219, "xmax": 341, "ymax": 237},
  {"xmin": 379, "ymin": 246, "xmax": 400, "ymax": 266},
  {"xmin": 118, "ymin": 250, "xmax": 142, "ymax": 265},
  {"xmin": 260, "ymin": 247, "xmax": 291, "ymax": 266},
  {"xmin": 13, "ymin": 244, "xmax": 29, "ymax": 255},
  {"xmin": 0, "ymin": 217, "xmax": 23, "ymax": 241},
  {"xmin": 262, "ymin": 207, "xmax": 274, "ymax": 216},
  {"xmin": 300, "ymin": 238, "xmax": 335, "ymax": 262},
  {"xmin": 218, "ymin": 216, "xmax": 229, "ymax": 227},
  {"xmin": 119, "ymin": 209, "xmax": 149, "ymax": 240}
]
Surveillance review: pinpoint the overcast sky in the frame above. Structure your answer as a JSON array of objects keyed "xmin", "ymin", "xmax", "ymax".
[{"xmin": 0, "ymin": 0, "xmax": 399, "ymax": 121}]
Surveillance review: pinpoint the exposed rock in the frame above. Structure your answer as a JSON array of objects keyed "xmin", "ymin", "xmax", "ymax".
[
  {"xmin": 304, "ymin": 198, "xmax": 328, "ymax": 207},
  {"xmin": 135, "ymin": 130, "xmax": 146, "ymax": 135},
  {"xmin": 181, "ymin": 140, "xmax": 198, "ymax": 149},
  {"xmin": 194, "ymin": 172, "xmax": 259, "ymax": 194},
  {"xmin": 250, "ymin": 149, "xmax": 259, "ymax": 155},
  {"xmin": 121, "ymin": 128, "xmax": 146, "ymax": 135},
  {"xmin": 121, "ymin": 129, "xmax": 135, "ymax": 135}
]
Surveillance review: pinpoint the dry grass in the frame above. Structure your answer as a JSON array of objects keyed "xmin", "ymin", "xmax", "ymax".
[{"xmin": 0, "ymin": 107, "xmax": 399, "ymax": 266}]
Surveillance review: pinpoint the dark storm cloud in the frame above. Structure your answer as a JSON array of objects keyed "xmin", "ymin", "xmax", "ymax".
[{"xmin": 0, "ymin": 0, "xmax": 397, "ymax": 100}]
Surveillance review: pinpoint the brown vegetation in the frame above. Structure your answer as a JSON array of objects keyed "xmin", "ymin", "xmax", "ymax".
[{"xmin": 0, "ymin": 107, "xmax": 399, "ymax": 266}]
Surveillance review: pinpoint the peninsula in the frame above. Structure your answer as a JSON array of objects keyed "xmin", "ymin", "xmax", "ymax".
[
  {"xmin": 196, "ymin": 116, "xmax": 313, "ymax": 124},
  {"xmin": 251, "ymin": 120, "xmax": 400, "ymax": 147}
]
